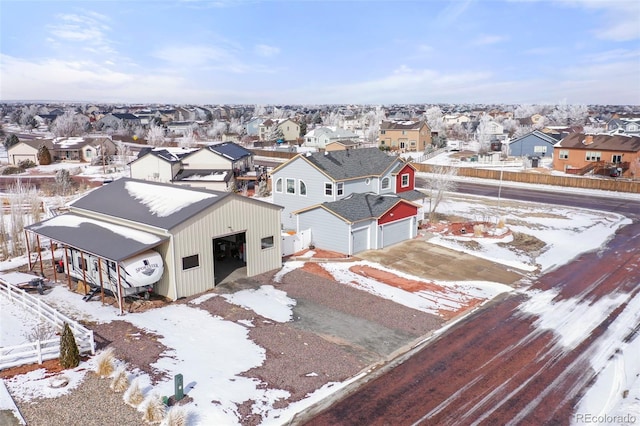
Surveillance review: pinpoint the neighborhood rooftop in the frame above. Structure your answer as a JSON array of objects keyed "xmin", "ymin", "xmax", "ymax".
[{"xmin": 298, "ymin": 147, "xmax": 402, "ymax": 180}]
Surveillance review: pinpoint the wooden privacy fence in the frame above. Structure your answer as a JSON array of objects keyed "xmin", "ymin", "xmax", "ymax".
[
  {"xmin": 412, "ymin": 163, "xmax": 640, "ymax": 194},
  {"xmin": 0, "ymin": 279, "xmax": 95, "ymax": 370}
]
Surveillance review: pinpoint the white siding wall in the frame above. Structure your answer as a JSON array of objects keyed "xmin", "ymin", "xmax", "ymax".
[
  {"xmin": 130, "ymin": 156, "xmax": 176, "ymax": 182},
  {"xmin": 297, "ymin": 208, "xmax": 351, "ymax": 254},
  {"xmin": 8, "ymin": 144, "xmax": 39, "ymax": 165},
  {"xmin": 272, "ymin": 158, "xmax": 333, "ymax": 230},
  {"xmin": 182, "ymin": 149, "xmax": 232, "ymax": 170}
]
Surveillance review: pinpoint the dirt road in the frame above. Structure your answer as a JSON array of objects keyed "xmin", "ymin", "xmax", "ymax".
[{"xmin": 302, "ymin": 221, "xmax": 640, "ymax": 425}]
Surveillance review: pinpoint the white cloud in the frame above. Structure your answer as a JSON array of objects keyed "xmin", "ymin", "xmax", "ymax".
[
  {"xmin": 47, "ymin": 12, "xmax": 114, "ymax": 55},
  {"xmin": 552, "ymin": 0, "xmax": 640, "ymax": 41},
  {"xmin": 254, "ymin": 44, "xmax": 280, "ymax": 57},
  {"xmin": 472, "ymin": 34, "xmax": 509, "ymax": 46}
]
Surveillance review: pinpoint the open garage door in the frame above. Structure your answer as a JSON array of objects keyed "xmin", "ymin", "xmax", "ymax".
[
  {"xmin": 381, "ymin": 218, "xmax": 412, "ymax": 248},
  {"xmin": 213, "ymin": 232, "xmax": 247, "ymax": 285}
]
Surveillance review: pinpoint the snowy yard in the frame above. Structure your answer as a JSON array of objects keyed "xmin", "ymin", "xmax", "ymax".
[{"xmin": 1, "ymin": 189, "xmax": 636, "ymax": 425}]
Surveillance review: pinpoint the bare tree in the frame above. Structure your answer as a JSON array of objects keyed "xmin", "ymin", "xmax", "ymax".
[{"xmin": 428, "ymin": 165, "xmax": 458, "ymax": 222}]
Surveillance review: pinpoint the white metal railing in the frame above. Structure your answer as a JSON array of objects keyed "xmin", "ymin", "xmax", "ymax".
[{"xmin": 0, "ymin": 278, "xmax": 95, "ymax": 370}]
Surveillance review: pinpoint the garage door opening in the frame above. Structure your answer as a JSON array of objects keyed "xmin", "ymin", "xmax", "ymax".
[{"xmin": 213, "ymin": 232, "xmax": 247, "ymax": 285}]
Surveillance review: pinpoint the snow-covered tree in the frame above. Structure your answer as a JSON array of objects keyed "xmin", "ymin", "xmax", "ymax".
[
  {"xmin": 550, "ymin": 103, "xmax": 588, "ymax": 126},
  {"xmin": 146, "ymin": 123, "xmax": 166, "ymax": 147},
  {"xmin": 4, "ymin": 133, "xmax": 19, "ymax": 149},
  {"xmin": 424, "ymin": 107, "xmax": 446, "ymax": 133},
  {"xmin": 178, "ymin": 126, "xmax": 197, "ymax": 148},
  {"xmin": 254, "ymin": 104, "xmax": 267, "ymax": 117},
  {"xmin": 206, "ymin": 120, "xmax": 228, "ymax": 140},
  {"xmin": 475, "ymin": 114, "xmax": 494, "ymax": 153},
  {"xmin": 51, "ymin": 111, "xmax": 84, "ymax": 137}
]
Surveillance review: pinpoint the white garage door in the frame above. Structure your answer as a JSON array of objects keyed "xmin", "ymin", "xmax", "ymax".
[
  {"xmin": 352, "ymin": 227, "xmax": 369, "ymax": 254},
  {"xmin": 381, "ymin": 218, "xmax": 412, "ymax": 248}
]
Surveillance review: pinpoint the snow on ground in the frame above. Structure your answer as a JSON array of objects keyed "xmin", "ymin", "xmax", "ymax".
[
  {"xmin": 426, "ymin": 194, "xmax": 630, "ymax": 274},
  {"xmin": 1, "ymin": 171, "xmax": 638, "ymax": 424}
]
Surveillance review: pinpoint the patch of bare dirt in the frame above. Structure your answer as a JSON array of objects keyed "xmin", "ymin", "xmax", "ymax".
[{"xmin": 499, "ymin": 231, "xmax": 546, "ymax": 254}]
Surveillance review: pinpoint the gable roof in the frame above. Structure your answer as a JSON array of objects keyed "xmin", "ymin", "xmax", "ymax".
[
  {"xmin": 295, "ymin": 193, "xmax": 419, "ymax": 223},
  {"xmin": 69, "ymin": 177, "xmax": 232, "ymax": 230},
  {"xmin": 508, "ymin": 130, "xmax": 558, "ymax": 146},
  {"xmin": 9, "ymin": 139, "xmax": 53, "ymax": 150},
  {"xmin": 111, "ymin": 113, "xmax": 140, "ymax": 120},
  {"xmin": 205, "ymin": 142, "xmax": 252, "ymax": 161},
  {"xmin": 135, "ymin": 147, "xmax": 197, "ymax": 163},
  {"xmin": 26, "ymin": 213, "xmax": 168, "ymax": 262},
  {"xmin": 557, "ymin": 133, "xmax": 640, "ymax": 152},
  {"xmin": 273, "ymin": 147, "xmax": 402, "ymax": 180},
  {"xmin": 380, "ymin": 120, "xmax": 428, "ymax": 131}
]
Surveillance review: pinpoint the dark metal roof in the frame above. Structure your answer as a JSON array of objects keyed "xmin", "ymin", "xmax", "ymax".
[
  {"xmin": 25, "ymin": 213, "xmax": 168, "ymax": 262},
  {"xmin": 69, "ymin": 178, "xmax": 232, "ymax": 230},
  {"xmin": 305, "ymin": 192, "xmax": 416, "ymax": 223},
  {"xmin": 301, "ymin": 148, "xmax": 401, "ymax": 180},
  {"xmin": 206, "ymin": 142, "xmax": 252, "ymax": 161}
]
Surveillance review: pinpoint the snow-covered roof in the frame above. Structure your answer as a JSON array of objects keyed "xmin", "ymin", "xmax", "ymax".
[{"xmin": 26, "ymin": 213, "xmax": 168, "ymax": 262}]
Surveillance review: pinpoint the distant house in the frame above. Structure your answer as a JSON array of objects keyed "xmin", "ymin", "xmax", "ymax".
[
  {"xmin": 379, "ymin": 120, "xmax": 432, "ymax": 152},
  {"xmin": 553, "ymin": 133, "xmax": 640, "ymax": 178},
  {"xmin": 52, "ymin": 137, "xmax": 117, "ymax": 163},
  {"xmin": 325, "ymin": 140, "xmax": 361, "ymax": 152},
  {"xmin": 7, "ymin": 139, "xmax": 54, "ymax": 165},
  {"xmin": 507, "ymin": 130, "xmax": 558, "ymax": 158},
  {"xmin": 606, "ymin": 118, "xmax": 640, "ymax": 136},
  {"xmin": 96, "ymin": 113, "xmax": 141, "ymax": 132},
  {"xmin": 245, "ymin": 118, "xmax": 265, "ymax": 136},
  {"xmin": 129, "ymin": 142, "xmax": 254, "ymax": 191},
  {"xmin": 259, "ymin": 118, "xmax": 300, "ymax": 142},
  {"xmin": 303, "ymin": 127, "xmax": 360, "ymax": 150}
]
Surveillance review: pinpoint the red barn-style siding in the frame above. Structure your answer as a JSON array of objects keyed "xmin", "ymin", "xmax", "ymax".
[
  {"xmin": 378, "ymin": 202, "xmax": 417, "ymax": 225},
  {"xmin": 395, "ymin": 164, "xmax": 415, "ymax": 193}
]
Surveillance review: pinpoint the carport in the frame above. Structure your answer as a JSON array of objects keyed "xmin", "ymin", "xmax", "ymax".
[{"xmin": 25, "ymin": 213, "xmax": 168, "ymax": 314}]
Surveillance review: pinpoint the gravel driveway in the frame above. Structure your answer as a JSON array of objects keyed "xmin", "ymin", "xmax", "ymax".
[{"xmin": 4, "ymin": 237, "xmax": 519, "ymax": 425}]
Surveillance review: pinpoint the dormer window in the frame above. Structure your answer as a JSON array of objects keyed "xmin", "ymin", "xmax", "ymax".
[
  {"xmin": 275, "ymin": 178, "xmax": 283, "ymax": 193},
  {"xmin": 381, "ymin": 177, "xmax": 390, "ymax": 190},
  {"xmin": 337, "ymin": 182, "xmax": 344, "ymax": 196},
  {"xmin": 325, "ymin": 182, "xmax": 333, "ymax": 196},
  {"xmin": 401, "ymin": 174, "xmax": 410, "ymax": 187}
]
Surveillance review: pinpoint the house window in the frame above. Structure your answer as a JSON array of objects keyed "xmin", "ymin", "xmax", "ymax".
[
  {"xmin": 337, "ymin": 182, "xmax": 344, "ymax": 196},
  {"xmin": 325, "ymin": 182, "xmax": 333, "ymax": 196},
  {"xmin": 559, "ymin": 150, "xmax": 569, "ymax": 160},
  {"xmin": 381, "ymin": 177, "xmax": 390, "ymax": 189},
  {"xmin": 612, "ymin": 154, "xmax": 622, "ymax": 163},
  {"xmin": 182, "ymin": 254, "xmax": 199, "ymax": 270},
  {"xmin": 401, "ymin": 174, "xmax": 410, "ymax": 187},
  {"xmin": 261, "ymin": 236, "xmax": 274, "ymax": 250},
  {"xmin": 275, "ymin": 178, "xmax": 283, "ymax": 193},
  {"xmin": 86, "ymin": 151, "xmax": 93, "ymax": 158},
  {"xmin": 380, "ymin": 130, "xmax": 386, "ymax": 135},
  {"xmin": 586, "ymin": 151, "xmax": 601, "ymax": 161},
  {"xmin": 365, "ymin": 178, "xmax": 371, "ymax": 185},
  {"xmin": 286, "ymin": 178, "xmax": 295, "ymax": 194},
  {"xmin": 402, "ymin": 130, "xmax": 406, "ymax": 135},
  {"xmin": 299, "ymin": 180, "xmax": 307, "ymax": 195}
]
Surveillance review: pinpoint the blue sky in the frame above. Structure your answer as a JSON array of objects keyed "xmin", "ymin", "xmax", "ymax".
[{"xmin": 1, "ymin": 0, "xmax": 639, "ymax": 105}]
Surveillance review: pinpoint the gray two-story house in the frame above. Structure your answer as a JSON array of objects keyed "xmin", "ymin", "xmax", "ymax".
[{"xmin": 271, "ymin": 147, "xmax": 426, "ymax": 255}]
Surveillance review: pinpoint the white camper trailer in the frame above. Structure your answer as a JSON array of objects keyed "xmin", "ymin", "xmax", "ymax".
[{"xmin": 67, "ymin": 248, "xmax": 164, "ymax": 300}]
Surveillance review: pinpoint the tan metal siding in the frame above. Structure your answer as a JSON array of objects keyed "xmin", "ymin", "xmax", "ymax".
[{"xmin": 171, "ymin": 196, "xmax": 282, "ymax": 298}]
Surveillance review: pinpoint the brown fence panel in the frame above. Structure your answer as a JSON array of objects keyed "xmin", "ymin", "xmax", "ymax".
[
  {"xmin": 250, "ymin": 149, "xmax": 298, "ymax": 160},
  {"xmin": 412, "ymin": 163, "xmax": 640, "ymax": 194}
]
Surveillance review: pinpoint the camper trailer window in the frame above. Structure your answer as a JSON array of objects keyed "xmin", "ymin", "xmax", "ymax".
[
  {"xmin": 182, "ymin": 254, "xmax": 200, "ymax": 270},
  {"xmin": 93, "ymin": 261, "xmax": 98, "ymax": 272},
  {"xmin": 77, "ymin": 256, "xmax": 87, "ymax": 271}
]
